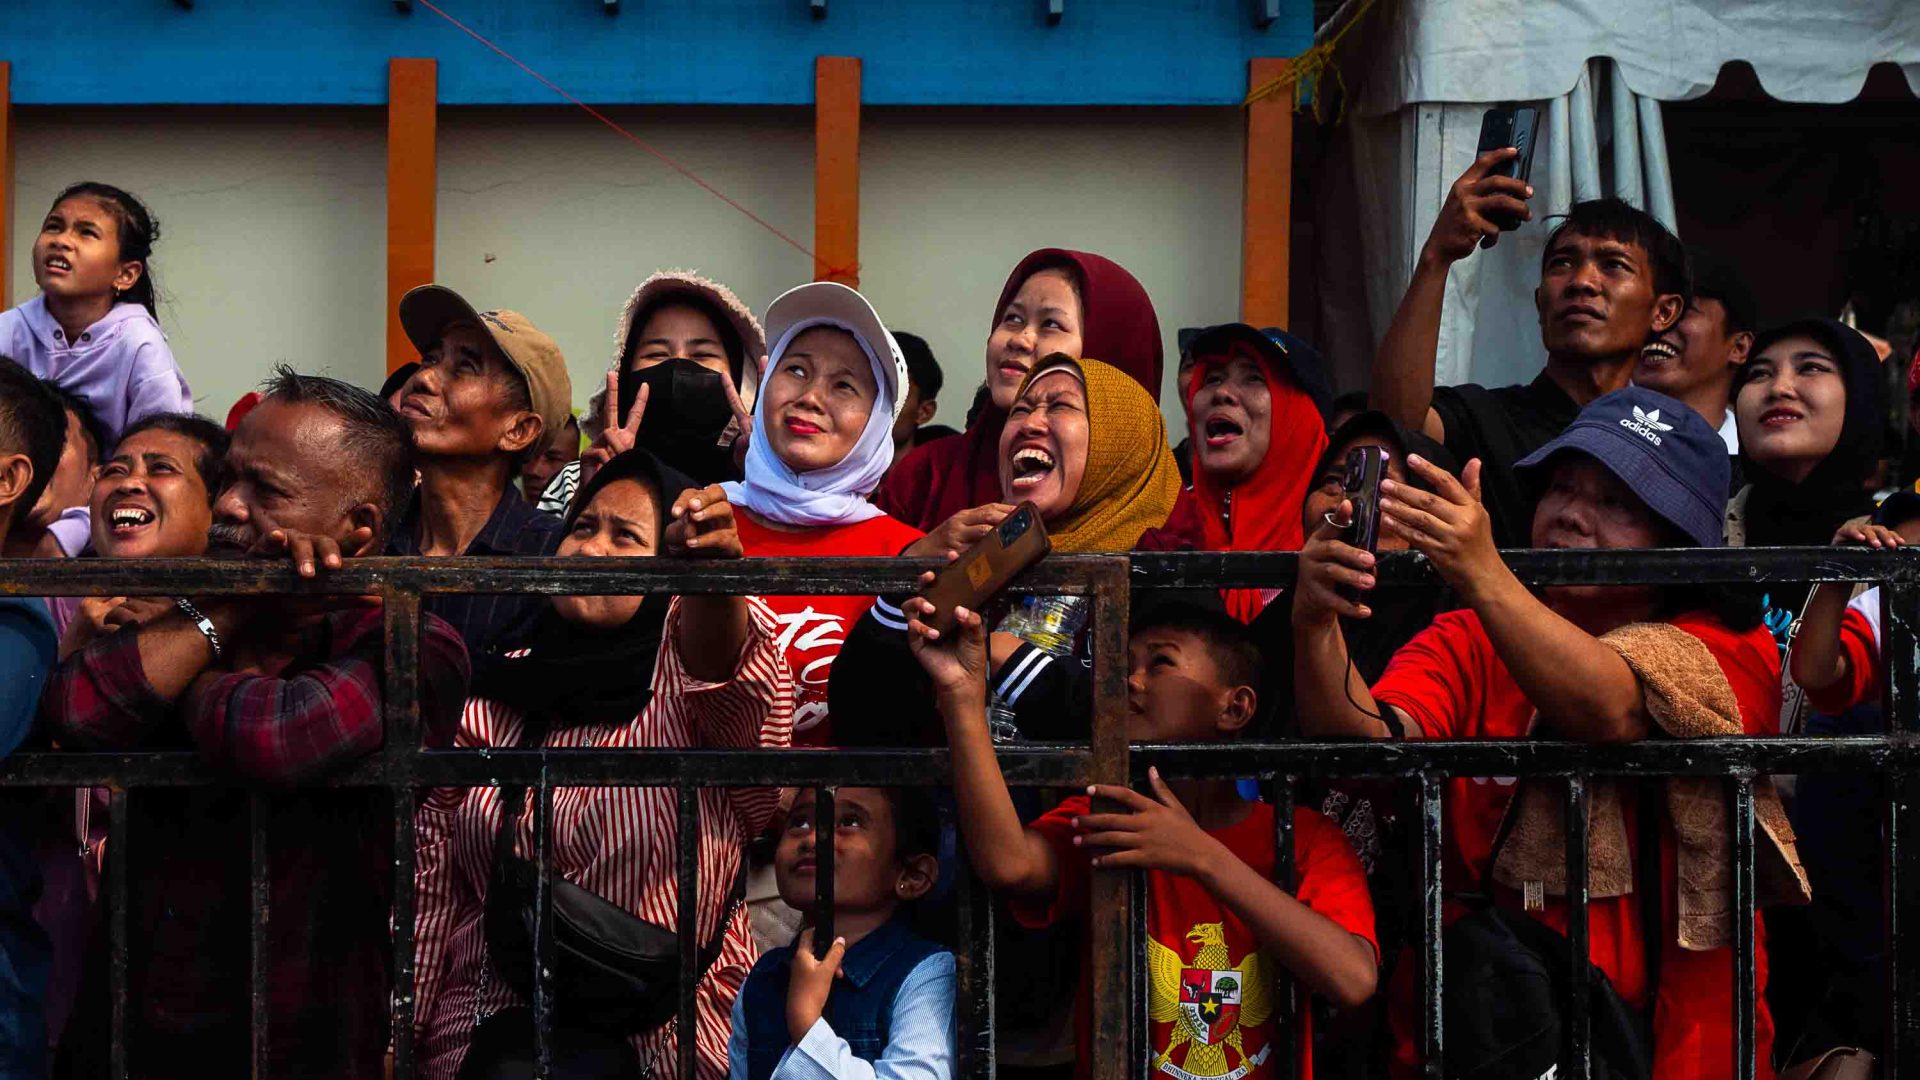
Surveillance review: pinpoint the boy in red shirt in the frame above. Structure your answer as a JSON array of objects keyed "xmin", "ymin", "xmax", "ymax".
[
  {"xmin": 1294, "ymin": 386, "xmax": 1785, "ymax": 1079},
  {"xmin": 902, "ymin": 592, "xmax": 1378, "ymax": 1080}
]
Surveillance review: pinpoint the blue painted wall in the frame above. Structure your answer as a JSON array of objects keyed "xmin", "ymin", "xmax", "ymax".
[{"xmin": 0, "ymin": 1, "xmax": 1307, "ymax": 106}]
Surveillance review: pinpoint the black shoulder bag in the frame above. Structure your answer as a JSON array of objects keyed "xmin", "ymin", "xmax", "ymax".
[{"xmin": 483, "ymin": 715, "xmax": 746, "ymax": 1035}]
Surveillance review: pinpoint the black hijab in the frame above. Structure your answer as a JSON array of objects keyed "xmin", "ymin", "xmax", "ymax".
[
  {"xmin": 1738, "ymin": 318, "xmax": 1884, "ymax": 547},
  {"xmin": 469, "ymin": 449, "xmax": 699, "ymax": 728}
]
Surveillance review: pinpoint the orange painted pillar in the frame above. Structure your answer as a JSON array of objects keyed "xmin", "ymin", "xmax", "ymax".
[
  {"xmin": 0, "ymin": 63, "xmax": 13, "ymax": 304},
  {"xmin": 1241, "ymin": 57, "xmax": 1293, "ymax": 328},
  {"xmin": 386, "ymin": 58, "xmax": 438, "ymax": 373},
  {"xmin": 813, "ymin": 57, "xmax": 861, "ymax": 288}
]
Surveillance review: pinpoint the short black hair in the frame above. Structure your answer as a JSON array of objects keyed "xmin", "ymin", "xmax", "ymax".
[
  {"xmin": 893, "ymin": 330, "xmax": 943, "ymax": 403},
  {"xmin": 259, "ymin": 365, "xmax": 417, "ymax": 541},
  {"xmin": 0, "ymin": 356, "xmax": 69, "ymax": 519},
  {"xmin": 42, "ymin": 382, "xmax": 108, "ymax": 466},
  {"xmin": 114, "ymin": 412, "xmax": 232, "ymax": 503},
  {"xmin": 1687, "ymin": 247, "xmax": 1757, "ymax": 336},
  {"xmin": 1132, "ymin": 603, "xmax": 1264, "ymax": 705},
  {"xmin": 1542, "ymin": 198, "xmax": 1691, "ymax": 300}
]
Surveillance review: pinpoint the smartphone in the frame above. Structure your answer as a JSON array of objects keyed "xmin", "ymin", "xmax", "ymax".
[
  {"xmin": 1337, "ymin": 446, "xmax": 1389, "ymax": 604},
  {"xmin": 917, "ymin": 502, "xmax": 1051, "ymax": 636},
  {"xmin": 1476, "ymin": 104, "xmax": 1540, "ymax": 232}
]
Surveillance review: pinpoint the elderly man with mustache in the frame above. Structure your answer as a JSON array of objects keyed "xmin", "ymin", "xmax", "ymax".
[{"xmin": 43, "ymin": 367, "xmax": 469, "ymax": 1080}]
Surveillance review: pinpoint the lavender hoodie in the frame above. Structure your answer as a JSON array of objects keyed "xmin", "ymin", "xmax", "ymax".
[{"xmin": 0, "ymin": 295, "xmax": 191, "ymax": 441}]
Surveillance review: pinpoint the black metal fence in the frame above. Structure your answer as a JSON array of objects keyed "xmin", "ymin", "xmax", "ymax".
[{"xmin": 3, "ymin": 546, "xmax": 1916, "ymax": 1080}]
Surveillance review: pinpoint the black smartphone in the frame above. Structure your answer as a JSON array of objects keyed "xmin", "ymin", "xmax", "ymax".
[
  {"xmin": 1476, "ymin": 104, "xmax": 1540, "ymax": 232},
  {"xmin": 1338, "ymin": 446, "xmax": 1389, "ymax": 604}
]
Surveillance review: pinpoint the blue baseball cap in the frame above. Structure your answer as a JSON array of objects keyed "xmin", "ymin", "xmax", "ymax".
[{"xmin": 1515, "ymin": 387, "xmax": 1729, "ymax": 548}]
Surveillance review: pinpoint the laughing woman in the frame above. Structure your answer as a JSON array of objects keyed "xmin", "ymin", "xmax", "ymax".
[
  {"xmin": 411, "ymin": 450, "xmax": 793, "ymax": 1080},
  {"xmin": 874, "ymin": 249, "xmax": 1164, "ymax": 546}
]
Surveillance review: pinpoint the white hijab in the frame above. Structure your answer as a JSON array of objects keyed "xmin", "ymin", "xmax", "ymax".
[{"xmin": 722, "ymin": 317, "xmax": 900, "ymax": 528}]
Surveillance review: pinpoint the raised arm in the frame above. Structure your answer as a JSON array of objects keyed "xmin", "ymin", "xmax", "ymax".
[
  {"xmin": 1369, "ymin": 148, "xmax": 1532, "ymax": 442},
  {"xmin": 1290, "ymin": 506, "xmax": 1418, "ymax": 740},
  {"xmin": 1791, "ymin": 523, "xmax": 1900, "ymax": 698},
  {"xmin": 904, "ymin": 597, "xmax": 1058, "ymax": 898},
  {"xmin": 1380, "ymin": 457, "xmax": 1648, "ymax": 743},
  {"xmin": 663, "ymin": 484, "xmax": 751, "ymax": 682}
]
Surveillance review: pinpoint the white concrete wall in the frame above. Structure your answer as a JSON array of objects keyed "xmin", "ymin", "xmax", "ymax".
[{"xmin": 11, "ymin": 105, "xmax": 1244, "ymax": 437}]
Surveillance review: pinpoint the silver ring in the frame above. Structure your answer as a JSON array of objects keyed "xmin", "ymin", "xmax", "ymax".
[{"xmin": 1323, "ymin": 511, "xmax": 1353, "ymax": 530}]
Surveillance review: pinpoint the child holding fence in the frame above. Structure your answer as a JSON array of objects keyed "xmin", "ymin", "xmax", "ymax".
[{"xmin": 907, "ymin": 591, "xmax": 1378, "ymax": 1080}]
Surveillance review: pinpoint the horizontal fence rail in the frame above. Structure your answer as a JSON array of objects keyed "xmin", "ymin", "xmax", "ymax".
[{"xmin": 1, "ymin": 548, "xmax": 1916, "ymax": 1080}]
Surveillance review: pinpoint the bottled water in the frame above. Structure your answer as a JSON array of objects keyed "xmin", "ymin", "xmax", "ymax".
[{"xmin": 986, "ymin": 596, "xmax": 1090, "ymax": 744}]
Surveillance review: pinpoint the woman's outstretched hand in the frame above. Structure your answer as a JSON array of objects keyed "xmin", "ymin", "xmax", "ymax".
[
  {"xmin": 665, "ymin": 484, "xmax": 742, "ymax": 559},
  {"xmin": 1379, "ymin": 456, "xmax": 1497, "ymax": 594}
]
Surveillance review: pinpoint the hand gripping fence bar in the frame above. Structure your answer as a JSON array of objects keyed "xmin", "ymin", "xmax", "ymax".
[{"xmin": 5, "ymin": 547, "xmax": 1920, "ymax": 1080}]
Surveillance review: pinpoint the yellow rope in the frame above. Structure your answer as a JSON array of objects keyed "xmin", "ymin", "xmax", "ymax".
[{"xmin": 1243, "ymin": 0, "xmax": 1378, "ymax": 123}]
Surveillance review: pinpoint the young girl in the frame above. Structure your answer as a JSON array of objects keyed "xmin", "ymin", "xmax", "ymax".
[
  {"xmin": 0, "ymin": 183, "xmax": 190, "ymax": 441},
  {"xmin": 728, "ymin": 787, "xmax": 954, "ymax": 1080}
]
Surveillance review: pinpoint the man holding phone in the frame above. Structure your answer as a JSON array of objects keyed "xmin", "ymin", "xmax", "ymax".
[{"xmin": 1368, "ymin": 118, "xmax": 1690, "ymax": 549}]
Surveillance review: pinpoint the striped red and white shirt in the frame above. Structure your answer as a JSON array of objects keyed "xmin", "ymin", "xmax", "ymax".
[{"xmin": 412, "ymin": 597, "xmax": 795, "ymax": 1080}]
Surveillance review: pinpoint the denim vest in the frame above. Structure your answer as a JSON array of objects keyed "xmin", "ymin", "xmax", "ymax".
[{"xmin": 739, "ymin": 917, "xmax": 943, "ymax": 1080}]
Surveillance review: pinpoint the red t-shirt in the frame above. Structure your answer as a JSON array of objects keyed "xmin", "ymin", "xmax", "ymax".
[
  {"xmin": 734, "ymin": 510, "xmax": 923, "ymax": 746},
  {"xmin": 1372, "ymin": 608, "xmax": 1780, "ymax": 1080},
  {"xmin": 1012, "ymin": 796, "xmax": 1378, "ymax": 1080},
  {"xmin": 1805, "ymin": 593, "xmax": 1880, "ymax": 715}
]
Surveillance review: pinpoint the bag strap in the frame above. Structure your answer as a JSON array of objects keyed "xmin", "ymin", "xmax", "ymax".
[{"xmin": 487, "ymin": 713, "xmax": 748, "ymax": 963}]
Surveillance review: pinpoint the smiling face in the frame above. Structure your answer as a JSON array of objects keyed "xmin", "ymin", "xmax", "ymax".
[
  {"xmin": 90, "ymin": 428, "xmax": 215, "ymax": 558},
  {"xmin": 775, "ymin": 787, "xmax": 935, "ymax": 918},
  {"xmin": 761, "ymin": 326, "xmax": 878, "ymax": 474},
  {"xmin": 397, "ymin": 321, "xmax": 541, "ymax": 461},
  {"xmin": 551, "ymin": 476, "xmax": 662, "ymax": 629},
  {"xmin": 986, "ymin": 268, "xmax": 1084, "ymax": 410},
  {"xmin": 1735, "ymin": 334, "xmax": 1848, "ymax": 485},
  {"xmin": 1636, "ymin": 296, "xmax": 1751, "ymax": 406},
  {"xmin": 1188, "ymin": 346, "xmax": 1274, "ymax": 488},
  {"xmin": 628, "ymin": 302, "xmax": 731, "ymax": 377},
  {"xmin": 1000, "ymin": 369, "xmax": 1090, "ymax": 519},
  {"xmin": 1123, "ymin": 626, "xmax": 1253, "ymax": 743},
  {"xmin": 32, "ymin": 196, "xmax": 141, "ymax": 304},
  {"xmin": 1535, "ymin": 231, "xmax": 1675, "ymax": 364}
]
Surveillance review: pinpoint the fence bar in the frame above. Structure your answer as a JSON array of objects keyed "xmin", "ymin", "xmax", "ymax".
[
  {"xmin": 533, "ymin": 778, "xmax": 555, "ymax": 1079},
  {"xmin": 1419, "ymin": 771, "xmax": 1444, "ymax": 1079},
  {"xmin": 953, "ymin": 843, "xmax": 995, "ymax": 1080},
  {"xmin": 677, "ymin": 783, "xmax": 700, "ymax": 1080},
  {"xmin": 1731, "ymin": 775, "xmax": 1756, "ymax": 1080},
  {"xmin": 1562, "ymin": 776, "xmax": 1592, "ymax": 1080},
  {"xmin": 1266, "ymin": 774, "xmax": 1299, "ymax": 1080},
  {"xmin": 812, "ymin": 786, "xmax": 836, "ymax": 955},
  {"xmin": 384, "ymin": 585, "xmax": 425, "ymax": 1078},
  {"xmin": 108, "ymin": 787, "xmax": 129, "ymax": 1080},
  {"xmin": 390, "ymin": 788, "xmax": 419, "ymax": 1080},
  {"xmin": 248, "ymin": 791, "xmax": 271, "ymax": 1078},
  {"xmin": 1086, "ymin": 557, "xmax": 1133, "ymax": 1080},
  {"xmin": 1882, "ymin": 581, "xmax": 1920, "ymax": 1074}
]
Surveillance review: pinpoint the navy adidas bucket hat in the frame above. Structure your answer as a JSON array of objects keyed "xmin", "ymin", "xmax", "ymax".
[{"xmin": 1515, "ymin": 387, "xmax": 1729, "ymax": 548}]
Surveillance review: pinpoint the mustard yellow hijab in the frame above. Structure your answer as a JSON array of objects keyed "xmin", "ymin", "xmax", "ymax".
[{"xmin": 1012, "ymin": 357, "xmax": 1180, "ymax": 552}]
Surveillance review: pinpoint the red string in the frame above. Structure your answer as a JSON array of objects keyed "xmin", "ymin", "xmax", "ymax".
[{"xmin": 412, "ymin": 0, "xmax": 856, "ymax": 279}]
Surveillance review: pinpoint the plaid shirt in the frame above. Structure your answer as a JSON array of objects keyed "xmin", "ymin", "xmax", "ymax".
[
  {"xmin": 389, "ymin": 485, "xmax": 565, "ymax": 674},
  {"xmin": 43, "ymin": 604, "xmax": 469, "ymax": 1079}
]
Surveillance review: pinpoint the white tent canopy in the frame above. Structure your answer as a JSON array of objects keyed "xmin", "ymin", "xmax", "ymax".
[{"xmin": 1323, "ymin": 0, "xmax": 1920, "ymax": 391}]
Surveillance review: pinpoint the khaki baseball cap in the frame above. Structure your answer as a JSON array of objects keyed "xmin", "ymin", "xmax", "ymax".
[{"xmin": 398, "ymin": 284, "xmax": 573, "ymax": 443}]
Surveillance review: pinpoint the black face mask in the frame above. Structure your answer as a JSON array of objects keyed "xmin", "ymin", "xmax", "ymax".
[{"xmin": 617, "ymin": 358, "xmax": 742, "ymax": 483}]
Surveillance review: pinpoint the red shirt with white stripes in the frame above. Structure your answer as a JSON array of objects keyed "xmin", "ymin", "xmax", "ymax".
[{"xmin": 411, "ymin": 597, "xmax": 795, "ymax": 1080}]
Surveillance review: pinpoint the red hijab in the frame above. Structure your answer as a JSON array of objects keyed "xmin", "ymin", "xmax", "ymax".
[
  {"xmin": 1148, "ymin": 325, "xmax": 1328, "ymax": 621},
  {"xmin": 874, "ymin": 249, "xmax": 1163, "ymax": 530}
]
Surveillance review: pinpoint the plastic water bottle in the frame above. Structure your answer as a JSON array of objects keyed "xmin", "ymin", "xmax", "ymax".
[{"xmin": 986, "ymin": 596, "xmax": 1090, "ymax": 743}]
